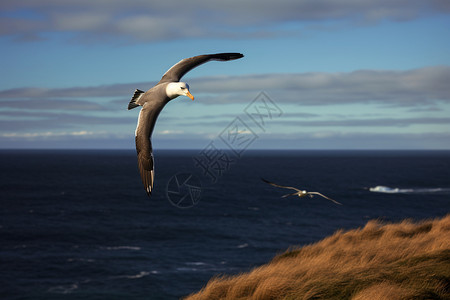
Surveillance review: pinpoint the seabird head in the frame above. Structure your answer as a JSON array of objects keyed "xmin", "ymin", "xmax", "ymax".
[{"xmin": 166, "ymin": 82, "xmax": 194, "ymax": 100}]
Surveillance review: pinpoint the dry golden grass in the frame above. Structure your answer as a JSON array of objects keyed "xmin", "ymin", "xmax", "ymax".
[{"xmin": 185, "ymin": 215, "xmax": 450, "ymax": 300}]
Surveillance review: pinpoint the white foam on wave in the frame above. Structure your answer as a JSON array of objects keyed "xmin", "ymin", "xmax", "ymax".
[
  {"xmin": 67, "ymin": 258, "xmax": 95, "ymax": 263},
  {"xmin": 123, "ymin": 271, "xmax": 150, "ymax": 279},
  {"xmin": 369, "ymin": 185, "xmax": 449, "ymax": 194},
  {"xmin": 174, "ymin": 261, "xmax": 233, "ymax": 273},
  {"xmin": 186, "ymin": 262, "xmax": 207, "ymax": 266},
  {"xmin": 176, "ymin": 262, "xmax": 207, "ymax": 272},
  {"xmin": 48, "ymin": 283, "xmax": 79, "ymax": 294},
  {"xmin": 176, "ymin": 267, "xmax": 198, "ymax": 272},
  {"xmin": 176, "ymin": 261, "xmax": 231, "ymax": 273},
  {"xmin": 102, "ymin": 246, "xmax": 141, "ymax": 251},
  {"xmin": 111, "ymin": 271, "xmax": 150, "ymax": 279}
]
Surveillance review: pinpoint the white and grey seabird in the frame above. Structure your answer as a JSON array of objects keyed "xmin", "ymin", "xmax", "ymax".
[
  {"xmin": 261, "ymin": 178, "xmax": 342, "ymax": 205},
  {"xmin": 128, "ymin": 53, "xmax": 244, "ymax": 197}
]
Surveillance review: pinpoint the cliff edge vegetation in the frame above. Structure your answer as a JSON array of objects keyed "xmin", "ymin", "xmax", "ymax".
[{"xmin": 185, "ymin": 215, "xmax": 450, "ymax": 300}]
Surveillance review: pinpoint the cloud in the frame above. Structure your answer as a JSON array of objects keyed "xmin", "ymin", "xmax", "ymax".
[
  {"xmin": 0, "ymin": 130, "xmax": 135, "ymax": 149},
  {"xmin": 272, "ymin": 117, "xmax": 450, "ymax": 128},
  {"xmin": 158, "ymin": 129, "xmax": 184, "ymax": 135},
  {"xmin": 0, "ymin": 110, "xmax": 135, "ymax": 131},
  {"xmin": 1, "ymin": 0, "xmax": 449, "ymax": 42},
  {"xmin": 0, "ymin": 83, "xmax": 145, "ymax": 99},
  {"xmin": 0, "ymin": 99, "xmax": 106, "ymax": 111},
  {"xmin": 1, "ymin": 130, "xmax": 95, "ymax": 138},
  {"xmin": 2, "ymin": 66, "xmax": 448, "ymax": 107},
  {"xmin": 171, "ymin": 116, "xmax": 450, "ymax": 130},
  {"xmin": 254, "ymin": 131, "xmax": 450, "ymax": 149},
  {"xmin": 192, "ymin": 66, "xmax": 450, "ymax": 106}
]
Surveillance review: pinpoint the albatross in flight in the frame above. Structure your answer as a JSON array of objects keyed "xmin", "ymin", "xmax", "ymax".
[
  {"xmin": 261, "ymin": 178, "xmax": 342, "ymax": 205},
  {"xmin": 128, "ymin": 53, "xmax": 244, "ymax": 197}
]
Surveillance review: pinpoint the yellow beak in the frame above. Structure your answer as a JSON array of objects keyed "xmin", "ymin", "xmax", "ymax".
[{"xmin": 186, "ymin": 91, "xmax": 194, "ymax": 100}]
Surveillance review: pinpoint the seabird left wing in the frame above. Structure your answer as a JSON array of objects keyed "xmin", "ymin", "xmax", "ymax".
[
  {"xmin": 134, "ymin": 108, "xmax": 157, "ymax": 197},
  {"xmin": 261, "ymin": 178, "xmax": 302, "ymax": 192},
  {"xmin": 158, "ymin": 53, "xmax": 244, "ymax": 83},
  {"xmin": 136, "ymin": 135, "xmax": 154, "ymax": 197}
]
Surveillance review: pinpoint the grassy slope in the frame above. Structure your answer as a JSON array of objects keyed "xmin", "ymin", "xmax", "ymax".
[{"xmin": 185, "ymin": 215, "xmax": 450, "ymax": 300}]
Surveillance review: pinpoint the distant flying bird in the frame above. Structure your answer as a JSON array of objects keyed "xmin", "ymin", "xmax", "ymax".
[
  {"xmin": 261, "ymin": 178, "xmax": 342, "ymax": 205},
  {"xmin": 128, "ymin": 53, "xmax": 244, "ymax": 197}
]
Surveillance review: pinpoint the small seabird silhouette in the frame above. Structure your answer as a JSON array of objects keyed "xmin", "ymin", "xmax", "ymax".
[
  {"xmin": 128, "ymin": 53, "xmax": 244, "ymax": 197},
  {"xmin": 261, "ymin": 178, "xmax": 342, "ymax": 205}
]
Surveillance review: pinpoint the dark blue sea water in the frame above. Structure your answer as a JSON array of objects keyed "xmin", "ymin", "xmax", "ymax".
[{"xmin": 1, "ymin": 150, "xmax": 449, "ymax": 299}]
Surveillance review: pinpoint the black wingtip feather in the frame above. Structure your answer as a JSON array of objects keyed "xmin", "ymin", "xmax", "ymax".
[
  {"xmin": 261, "ymin": 178, "xmax": 271, "ymax": 184},
  {"xmin": 212, "ymin": 53, "xmax": 244, "ymax": 61}
]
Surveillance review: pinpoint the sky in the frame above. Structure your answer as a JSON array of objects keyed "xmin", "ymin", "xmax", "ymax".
[{"xmin": 1, "ymin": 0, "xmax": 450, "ymax": 150}]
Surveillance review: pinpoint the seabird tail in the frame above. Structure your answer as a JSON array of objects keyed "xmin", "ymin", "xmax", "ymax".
[{"xmin": 128, "ymin": 89, "xmax": 145, "ymax": 110}]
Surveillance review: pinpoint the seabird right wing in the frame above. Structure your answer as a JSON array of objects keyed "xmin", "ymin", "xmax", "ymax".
[
  {"xmin": 309, "ymin": 192, "xmax": 342, "ymax": 205},
  {"xmin": 158, "ymin": 53, "xmax": 244, "ymax": 83},
  {"xmin": 261, "ymin": 178, "xmax": 302, "ymax": 192}
]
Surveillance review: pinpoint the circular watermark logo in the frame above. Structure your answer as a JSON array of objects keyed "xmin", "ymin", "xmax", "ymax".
[{"xmin": 166, "ymin": 173, "xmax": 202, "ymax": 209}]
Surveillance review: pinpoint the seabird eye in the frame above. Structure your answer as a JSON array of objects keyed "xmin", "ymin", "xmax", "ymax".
[{"xmin": 180, "ymin": 87, "xmax": 185, "ymax": 90}]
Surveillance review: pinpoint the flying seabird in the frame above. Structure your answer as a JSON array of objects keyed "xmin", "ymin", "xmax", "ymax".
[
  {"xmin": 261, "ymin": 178, "xmax": 342, "ymax": 205},
  {"xmin": 128, "ymin": 53, "xmax": 244, "ymax": 197}
]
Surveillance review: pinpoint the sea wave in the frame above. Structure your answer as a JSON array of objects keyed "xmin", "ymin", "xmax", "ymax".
[
  {"xmin": 101, "ymin": 246, "xmax": 142, "ymax": 251},
  {"xmin": 67, "ymin": 258, "xmax": 95, "ymax": 263},
  {"xmin": 48, "ymin": 283, "xmax": 79, "ymax": 294},
  {"xmin": 186, "ymin": 262, "xmax": 207, "ymax": 266},
  {"xmin": 128, "ymin": 271, "xmax": 150, "ymax": 279},
  {"xmin": 369, "ymin": 185, "xmax": 450, "ymax": 194},
  {"xmin": 175, "ymin": 261, "xmax": 230, "ymax": 273},
  {"xmin": 112, "ymin": 271, "xmax": 150, "ymax": 279}
]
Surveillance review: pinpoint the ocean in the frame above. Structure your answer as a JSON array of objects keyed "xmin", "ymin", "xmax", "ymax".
[{"xmin": 1, "ymin": 149, "xmax": 449, "ymax": 299}]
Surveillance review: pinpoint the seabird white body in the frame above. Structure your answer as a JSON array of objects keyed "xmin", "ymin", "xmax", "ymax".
[
  {"xmin": 261, "ymin": 178, "xmax": 342, "ymax": 205},
  {"xmin": 128, "ymin": 53, "xmax": 244, "ymax": 197}
]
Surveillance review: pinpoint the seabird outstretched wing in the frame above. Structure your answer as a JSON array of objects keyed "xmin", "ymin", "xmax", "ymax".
[
  {"xmin": 136, "ymin": 135, "xmax": 154, "ymax": 197},
  {"xmin": 308, "ymin": 192, "xmax": 342, "ymax": 205},
  {"xmin": 261, "ymin": 178, "xmax": 302, "ymax": 192},
  {"xmin": 135, "ymin": 108, "xmax": 157, "ymax": 196},
  {"xmin": 159, "ymin": 53, "xmax": 244, "ymax": 83}
]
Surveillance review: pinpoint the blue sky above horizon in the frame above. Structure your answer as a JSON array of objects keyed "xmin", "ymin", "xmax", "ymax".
[{"xmin": 1, "ymin": 0, "xmax": 450, "ymax": 150}]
